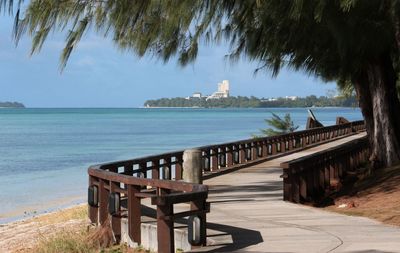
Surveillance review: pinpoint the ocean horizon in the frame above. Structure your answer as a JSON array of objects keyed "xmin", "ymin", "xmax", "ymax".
[{"xmin": 0, "ymin": 107, "xmax": 363, "ymax": 223}]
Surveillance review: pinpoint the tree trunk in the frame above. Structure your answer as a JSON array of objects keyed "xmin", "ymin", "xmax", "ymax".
[{"xmin": 354, "ymin": 54, "xmax": 400, "ymax": 168}]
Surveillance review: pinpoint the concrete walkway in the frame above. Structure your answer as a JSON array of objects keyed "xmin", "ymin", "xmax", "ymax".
[{"xmin": 192, "ymin": 133, "xmax": 400, "ymax": 253}]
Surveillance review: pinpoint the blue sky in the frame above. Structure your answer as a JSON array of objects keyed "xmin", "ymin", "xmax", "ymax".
[{"xmin": 0, "ymin": 15, "xmax": 336, "ymax": 108}]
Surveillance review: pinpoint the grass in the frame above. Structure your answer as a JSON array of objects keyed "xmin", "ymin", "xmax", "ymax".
[
  {"xmin": 27, "ymin": 205, "xmax": 154, "ymax": 253},
  {"xmin": 31, "ymin": 225, "xmax": 152, "ymax": 253},
  {"xmin": 33, "ymin": 229, "xmax": 97, "ymax": 253},
  {"xmin": 4, "ymin": 204, "xmax": 154, "ymax": 253},
  {"xmin": 30, "ymin": 204, "xmax": 88, "ymax": 225}
]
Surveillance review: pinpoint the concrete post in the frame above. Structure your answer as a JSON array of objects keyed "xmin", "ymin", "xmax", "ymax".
[{"xmin": 183, "ymin": 149, "xmax": 203, "ymax": 184}]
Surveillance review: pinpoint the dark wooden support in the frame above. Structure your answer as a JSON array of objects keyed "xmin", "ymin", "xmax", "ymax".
[
  {"xmin": 152, "ymin": 159, "xmax": 160, "ymax": 179},
  {"xmin": 262, "ymin": 141, "xmax": 268, "ymax": 157},
  {"xmin": 211, "ymin": 149, "xmax": 218, "ymax": 171},
  {"xmin": 110, "ymin": 181, "xmax": 121, "ymax": 243},
  {"xmin": 175, "ymin": 155, "xmax": 183, "ymax": 180},
  {"xmin": 88, "ymin": 176, "xmax": 99, "ymax": 224},
  {"xmin": 128, "ymin": 185, "xmax": 141, "ymax": 244},
  {"xmin": 157, "ymin": 203, "xmax": 174, "ymax": 253},
  {"xmin": 271, "ymin": 142, "xmax": 277, "ymax": 155},
  {"xmin": 283, "ymin": 170, "xmax": 292, "ymax": 202},
  {"xmin": 226, "ymin": 146, "xmax": 233, "ymax": 167},
  {"xmin": 239, "ymin": 145, "xmax": 246, "ymax": 163},
  {"xmin": 292, "ymin": 172, "xmax": 300, "ymax": 203},
  {"xmin": 280, "ymin": 139, "xmax": 286, "ymax": 153},
  {"xmin": 190, "ymin": 199, "xmax": 207, "ymax": 246},
  {"xmin": 138, "ymin": 162, "xmax": 147, "ymax": 178},
  {"xmin": 288, "ymin": 138, "xmax": 293, "ymax": 150},
  {"xmin": 299, "ymin": 170, "xmax": 307, "ymax": 202},
  {"xmin": 99, "ymin": 179, "xmax": 108, "ymax": 225},
  {"xmin": 251, "ymin": 143, "xmax": 258, "ymax": 160}
]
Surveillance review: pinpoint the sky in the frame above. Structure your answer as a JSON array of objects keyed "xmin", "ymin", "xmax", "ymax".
[{"xmin": 0, "ymin": 15, "xmax": 336, "ymax": 108}]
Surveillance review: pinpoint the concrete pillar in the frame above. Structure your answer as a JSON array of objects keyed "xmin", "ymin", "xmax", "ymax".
[{"xmin": 183, "ymin": 149, "xmax": 203, "ymax": 184}]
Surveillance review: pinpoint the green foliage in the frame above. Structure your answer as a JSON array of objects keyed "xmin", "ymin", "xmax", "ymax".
[
  {"xmin": 3, "ymin": 0, "xmax": 400, "ymax": 81},
  {"xmin": 144, "ymin": 95, "xmax": 357, "ymax": 108},
  {"xmin": 255, "ymin": 113, "xmax": 299, "ymax": 137},
  {"xmin": 0, "ymin": 101, "xmax": 25, "ymax": 108}
]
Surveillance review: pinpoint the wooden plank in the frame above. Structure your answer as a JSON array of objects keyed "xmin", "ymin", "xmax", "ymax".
[
  {"xmin": 157, "ymin": 203, "xmax": 174, "ymax": 253},
  {"xmin": 190, "ymin": 199, "xmax": 207, "ymax": 246},
  {"xmin": 110, "ymin": 181, "xmax": 121, "ymax": 243},
  {"xmin": 98, "ymin": 179, "xmax": 108, "ymax": 225},
  {"xmin": 128, "ymin": 185, "xmax": 141, "ymax": 244},
  {"xmin": 152, "ymin": 159, "xmax": 160, "ymax": 180}
]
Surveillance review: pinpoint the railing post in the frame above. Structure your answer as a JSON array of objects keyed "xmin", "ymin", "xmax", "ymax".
[
  {"xmin": 183, "ymin": 149, "xmax": 203, "ymax": 184},
  {"xmin": 271, "ymin": 141, "xmax": 277, "ymax": 155},
  {"xmin": 262, "ymin": 141, "xmax": 268, "ymax": 157},
  {"xmin": 88, "ymin": 176, "xmax": 98, "ymax": 224},
  {"xmin": 174, "ymin": 154, "xmax": 183, "ymax": 180},
  {"xmin": 99, "ymin": 179, "xmax": 108, "ymax": 225},
  {"xmin": 302, "ymin": 135, "xmax": 307, "ymax": 147},
  {"xmin": 251, "ymin": 143, "xmax": 258, "ymax": 160},
  {"xmin": 139, "ymin": 162, "xmax": 147, "ymax": 178},
  {"xmin": 281, "ymin": 138, "xmax": 286, "ymax": 153},
  {"xmin": 292, "ymin": 170, "xmax": 300, "ymax": 203},
  {"xmin": 124, "ymin": 163, "xmax": 134, "ymax": 176},
  {"xmin": 283, "ymin": 168, "xmax": 292, "ymax": 201},
  {"xmin": 163, "ymin": 159, "xmax": 171, "ymax": 180},
  {"xmin": 288, "ymin": 138, "xmax": 293, "ymax": 151},
  {"xmin": 190, "ymin": 199, "xmax": 207, "ymax": 246},
  {"xmin": 211, "ymin": 148, "xmax": 218, "ymax": 171},
  {"xmin": 299, "ymin": 167, "xmax": 307, "ymax": 202},
  {"xmin": 152, "ymin": 159, "xmax": 160, "ymax": 179},
  {"xmin": 157, "ymin": 203, "xmax": 174, "ymax": 253},
  {"xmin": 110, "ymin": 181, "xmax": 121, "ymax": 242},
  {"xmin": 239, "ymin": 144, "xmax": 246, "ymax": 163},
  {"xmin": 226, "ymin": 146, "xmax": 233, "ymax": 167},
  {"xmin": 128, "ymin": 185, "xmax": 141, "ymax": 244}
]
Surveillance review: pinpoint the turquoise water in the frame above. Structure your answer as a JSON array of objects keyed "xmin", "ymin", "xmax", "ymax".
[{"xmin": 0, "ymin": 107, "xmax": 362, "ymax": 223}]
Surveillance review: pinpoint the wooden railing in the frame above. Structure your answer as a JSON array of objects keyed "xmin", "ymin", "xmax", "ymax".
[
  {"xmin": 87, "ymin": 119, "xmax": 365, "ymax": 252},
  {"xmin": 88, "ymin": 165, "xmax": 209, "ymax": 253},
  {"xmin": 280, "ymin": 136, "xmax": 369, "ymax": 203},
  {"xmin": 198, "ymin": 120, "xmax": 365, "ymax": 175}
]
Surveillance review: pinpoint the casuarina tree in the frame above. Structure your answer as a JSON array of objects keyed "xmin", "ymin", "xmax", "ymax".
[
  {"xmin": 2, "ymin": 0, "xmax": 400, "ymax": 167},
  {"xmin": 254, "ymin": 113, "xmax": 299, "ymax": 137}
]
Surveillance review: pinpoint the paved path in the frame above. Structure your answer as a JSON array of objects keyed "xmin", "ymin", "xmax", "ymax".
[{"xmin": 192, "ymin": 133, "xmax": 400, "ymax": 253}]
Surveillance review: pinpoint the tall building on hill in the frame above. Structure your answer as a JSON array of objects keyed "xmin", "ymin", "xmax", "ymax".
[{"xmin": 207, "ymin": 80, "xmax": 230, "ymax": 100}]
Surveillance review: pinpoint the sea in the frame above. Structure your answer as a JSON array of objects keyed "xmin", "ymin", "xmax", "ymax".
[{"xmin": 0, "ymin": 107, "xmax": 363, "ymax": 223}]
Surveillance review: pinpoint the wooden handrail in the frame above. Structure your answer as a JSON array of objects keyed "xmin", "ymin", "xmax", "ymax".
[
  {"xmin": 87, "ymin": 119, "xmax": 365, "ymax": 253},
  {"xmin": 280, "ymin": 136, "xmax": 369, "ymax": 203}
]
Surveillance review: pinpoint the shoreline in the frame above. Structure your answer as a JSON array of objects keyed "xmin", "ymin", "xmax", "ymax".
[
  {"xmin": 142, "ymin": 106, "xmax": 358, "ymax": 109},
  {"xmin": 0, "ymin": 204, "xmax": 88, "ymax": 253},
  {"xmin": 0, "ymin": 195, "xmax": 85, "ymax": 225}
]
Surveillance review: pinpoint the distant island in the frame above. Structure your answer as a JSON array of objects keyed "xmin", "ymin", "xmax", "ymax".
[
  {"xmin": 144, "ymin": 79, "xmax": 357, "ymax": 108},
  {"xmin": 144, "ymin": 95, "xmax": 357, "ymax": 108},
  {"xmin": 0, "ymin": 101, "xmax": 25, "ymax": 108}
]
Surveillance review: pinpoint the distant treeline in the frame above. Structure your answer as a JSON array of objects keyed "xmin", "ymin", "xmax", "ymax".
[
  {"xmin": 0, "ymin": 101, "xmax": 25, "ymax": 108},
  {"xmin": 144, "ymin": 95, "xmax": 357, "ymax": 108}
]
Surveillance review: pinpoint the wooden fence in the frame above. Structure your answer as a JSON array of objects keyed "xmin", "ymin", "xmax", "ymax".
[
  {"xmin": 87, "ymin": 119, "xmax": 365, "ymax": 252},
  {"xmin": 280, "ymin": 136, "xmax": 370, "ymax": 203}
]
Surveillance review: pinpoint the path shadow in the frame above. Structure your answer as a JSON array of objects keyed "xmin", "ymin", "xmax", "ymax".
[{"xmin": 190, "ymin": 221, "xmax": 264, "ymax": 253}]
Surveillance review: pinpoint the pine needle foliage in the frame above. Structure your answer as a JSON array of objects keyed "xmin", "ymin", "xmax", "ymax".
[
  {"xmin": 256, "ymin": 113, "xmax": 299, "ymax": 137},
  {"xmin": 1, "ymin": 0, "xmax": 399, "ymax": 78}
]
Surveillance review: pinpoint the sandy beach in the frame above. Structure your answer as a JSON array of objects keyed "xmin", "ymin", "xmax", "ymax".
[{"xmin": 0, "ymin": 204, "xmax": 88, "ymax": 253}]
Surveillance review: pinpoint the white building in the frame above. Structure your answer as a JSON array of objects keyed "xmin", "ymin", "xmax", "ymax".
[
  {"xmin": 206, "ymin": 80, "xmax": 230, "ymax": 100},
  {"xmin": 285, "ymin": 96, "xmax": 298, "ymax": 101},
  {"xmin": 192, "ymin": 92, "xmax": 202, "ymax": 98}
]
